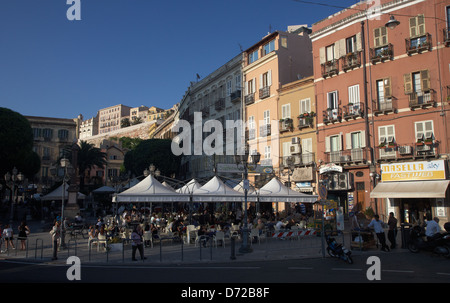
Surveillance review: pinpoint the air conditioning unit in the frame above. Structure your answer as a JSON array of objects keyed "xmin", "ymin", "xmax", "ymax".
[
  {"xmin": 328, "ymin": 172, "xmax": 351, "ymax": 191},
  {"xmin": 290, "ymin": 145, "xmax": 301, "ymax": 154},
  {"xmin": 416, "ymin": 144, "xmax": 431, "ymax": 152},
  {"xmin": 291, "ymin": 137, "xmax": 300, "ymax": 144},
  {"xmin": 339, "ymin": 155, "xmax": 351, "ymax": 162},
  {"xmin": 398, "ymin": 145, "xmax": 412, "ymax": 155}
]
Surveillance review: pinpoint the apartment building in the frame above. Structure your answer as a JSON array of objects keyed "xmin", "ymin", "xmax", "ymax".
[
  {"xmin": 243, "ymin": 25, "xmax": 313, "ymax": 188},
  {"xmin": 98, "ymin": 104, "xmax": 132, "ymax": 135},
  {"xmin": 177, "ymin": 54, "xmax": 243, "ymax": 181},
  {"xmin": 26, "ymin": 116, "xmax": 79, "ymax": 192},
  {"xmin": 311, "ymin": 0, "xmax": 450, "ymax": 225},
  {"xmin": 278, "ymin": 76, "xmax": 317, "ymax": 193},
  {"xmin": 79, "ymin": 114, "xmax": 98, "ymax": 139}
]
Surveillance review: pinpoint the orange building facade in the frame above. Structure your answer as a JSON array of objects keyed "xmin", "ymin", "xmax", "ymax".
[{"xmin": 311, "ymin": 0, "xmax": 450, "ymax": 225}]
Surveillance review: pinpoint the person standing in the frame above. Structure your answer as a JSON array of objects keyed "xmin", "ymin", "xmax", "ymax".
[
  {"xmin": 50, "ymin": 221, "xmax": 60, "ymax": 260},
  {"xmin": 368, "ymin": 214, "xmax": 390, "ymax": 252},
  {"xmin": 131, "ymin": 225, "xmax": 146, "ymax": 261},
  {"xmin": 2, "ymin": 224, "xmax": 15, "ymax": 251},
  {"xmin": 18, "ymin": 221, "xmax": 30, "ymax": 250},
  {"xmin": 387, "ymin": 212, "xmax": 398, "ymax": 249}
]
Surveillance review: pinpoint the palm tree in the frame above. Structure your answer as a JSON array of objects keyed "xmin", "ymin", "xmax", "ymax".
[{"xmin": 61, "ymin": 141, "xmax": 106, "ymax": 193}]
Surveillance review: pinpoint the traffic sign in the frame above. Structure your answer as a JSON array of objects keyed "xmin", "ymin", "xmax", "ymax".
[{"xmin": 318, "ymin": 185, "xmax": 327, "ymax": 200}]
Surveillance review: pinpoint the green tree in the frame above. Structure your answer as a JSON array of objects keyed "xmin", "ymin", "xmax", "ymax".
[
  {"xmin": 124, "ymin": 139, "xmax": 180, "ymax": 178},
  {"xmin": 0, "ymin": 108, "xmax": 40, "ymax": 179},
  {"xmin": 62, "ymin": 140, "xmax": 107, "ymax": 193}
]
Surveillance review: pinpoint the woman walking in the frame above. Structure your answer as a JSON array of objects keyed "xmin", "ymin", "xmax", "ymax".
[{"xmin": 18, "ymin": 221, "xmax": 30, "ymax": 250}]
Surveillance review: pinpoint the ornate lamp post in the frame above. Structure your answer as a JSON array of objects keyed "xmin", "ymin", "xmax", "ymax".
[
  {"xmin": 4, "ymin": 167, "xmax": 24, "ymax": 223},
  {"xmin": 235, "ymin": 147, "xmax": 260, "ymax": 253}
]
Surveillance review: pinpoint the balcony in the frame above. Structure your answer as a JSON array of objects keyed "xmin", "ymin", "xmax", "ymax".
[
  {"xmin": 341, "ymin": 51, "xmax": 361, "ymax": 71},
  {"xmin": 230, "ymin": 90, "xmax": 241, "ymax": 103},
  {"xmin": 244, "ymin": 93, "xmax": 255, "ymax": 105},
  {"xmin": 245, "ymin": 128, "xmax": 256, "ymax": 140},
  {"xmin": 369, "ymin": 44, "xmax": 393, "ymax": 64},
  {"xmin": 215, "ymin": 98, "xmax": 225, "ymax": 111},
  {"xmin": 281, "ymin": 152, "xmax": 315, "ymax": 167},
  {"xmin": 297, "ymin": 113, "xmax": 314, "ymax": 129},
  {"xmin": 325, "ymin": 148, "xmax": 367, "ymax": 164},
  {"xmin": 279, "ymin": 118, "xmax": 293, "ymax": 133},
  {"xmin": 444, "ymin": 28, "xmax": 450, "ymax": 47},
  {"xmin": 376, "ymin": 141, "xmax": 440, "ymax": 162},
  {"xmin": 408, "ymin": 90, "xmax": 435, "ymax": 109},
  {"xmin": 373, "ymin": 98, "xmax": 396, "ymax": 115},
  {"xmin": 259, "ymin": 86, "xmax": 270, "ymax": 99},
  {"xmin": 406, "ymin": 33, "xmax": 432, "ymax": 55},
  {"xmin": 323, "ymin": 108, "xmax": 342, "ymax": 124},
  {"xmin": 259, "ymin": 124, "xmax": 271, "ymax": 137},
  {"xmin": 321, "ymin": 60, "xmax": 339, "ymax": 78},
  {"xmin": 343, "ymin": 102, "xmax": 364, "ymax": 120}
]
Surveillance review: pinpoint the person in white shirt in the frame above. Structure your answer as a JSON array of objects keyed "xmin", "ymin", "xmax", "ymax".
[
  {"xmin": 425, "ymin": 217, "xmax": 441, "ymax": 240},
  {"xmin": 368, "ymin": 214, "xmax": 390, "ymax": 252}
]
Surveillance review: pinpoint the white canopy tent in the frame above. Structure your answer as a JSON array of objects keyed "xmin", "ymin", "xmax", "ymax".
[
  {"xmin": 233, "ymin": 180, "xmax": 256, "ymax": 195},
  {"xmin": 176, "ymin": 179, "xmax": 202, "ymax": 194},
  {"xmin": 92, "ymin": 185, "xmax": 116, "ymax": 194},
  {"xmin": 256, "ymin": 177, "xmax": 318, "ymax": 203},
  {"xmin": 192, "ymin": 176, "xmax": 257, "ymax": 202},
  {"xmin": 115, "ymin": 174, "xmax": 190, "ymax": 202},
  {"xmin": 41, "ymin": 182, "xmax": 86, "ymax": 201}
]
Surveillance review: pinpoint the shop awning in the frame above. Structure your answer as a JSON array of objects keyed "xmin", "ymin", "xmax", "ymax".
[{"xmin": 370, "ymin": 180, "xmax": 450, "ymax": 199}]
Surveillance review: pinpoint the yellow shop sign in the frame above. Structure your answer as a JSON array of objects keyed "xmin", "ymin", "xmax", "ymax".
[{"xmin": 381, "ymin": 160, "xmax": 446, "ymax": 182}]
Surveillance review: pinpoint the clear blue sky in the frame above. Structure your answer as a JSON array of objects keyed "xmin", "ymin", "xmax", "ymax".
[{"xmin": 0, "ymin": 0, "xmax": 359, "ymax": 120}]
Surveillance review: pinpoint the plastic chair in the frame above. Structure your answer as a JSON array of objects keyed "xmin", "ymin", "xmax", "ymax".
[
  {"xmin": 213, "ymin": 231, "xmax": 225, "ymax": 248},
  {"xmin": 249, "ymin": 228, "xmax": 261, "ymax": 245},
  {"xmin": 143, "ymin": 231, "xmax": 153, "ymax": 248},
  {"xmin": 97, "ymin": 233, "xmax": 107, "ymax": 251}
]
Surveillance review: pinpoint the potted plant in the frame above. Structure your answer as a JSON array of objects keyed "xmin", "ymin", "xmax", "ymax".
[
  {"xmin": 416, "ymin": 139, "xmax": 424, "ymax": 146},
  {"xmin": 378, "ymin": 143, "xmax": 386, "ymax": 149},
  {"xmin": 424, "ymin": 138, "xmax": 433, "ymax": 145},
  {"xmin": 108, "ymin": 236, "xmax": 123, "ymax": 252}
]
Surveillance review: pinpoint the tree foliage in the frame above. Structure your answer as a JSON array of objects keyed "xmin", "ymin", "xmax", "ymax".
[
  {"xmin": 0, "ymin": 107, "xmax": 40, "ymax": 179},
  {"xmin": 124, "ymin": 139, "xmax": 180, "ymax": 178}
]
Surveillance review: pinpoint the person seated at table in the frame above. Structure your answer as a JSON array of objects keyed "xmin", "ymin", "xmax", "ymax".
[
  {"xmin": 74, "ymin": 213, "xmax": 83, "ymax": 224},
  {"xmin": 256, "ymin": 219, "xmax": 265, "ymax": 235},
  {"xmin": 285, "ymin": 218, "xmax": 296, "ymax": 230},
  {"xmin": 150, "ymin": 222, "xmax": 159, "ymax": 240},
  {"xmin": 197, "ymin": 225, "xmax": 209, "ymax": 247}
]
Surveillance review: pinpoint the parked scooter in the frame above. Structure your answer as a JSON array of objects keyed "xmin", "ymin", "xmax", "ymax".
[
  {"xmin": 326, "ymin": 234, "xmax": 353, "ymax": 264},
  {"xmin": 407, "ymin": 224, "xmax": 449, "ymax": 257}
]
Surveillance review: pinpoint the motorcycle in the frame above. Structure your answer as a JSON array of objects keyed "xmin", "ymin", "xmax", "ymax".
[
  {"xmin": 326, "ymin": 234, "xmax": 353, "ymax": 264},
  {"xmin": 407, "ymin": 224, "xmax": 450, "ymax": 257}
]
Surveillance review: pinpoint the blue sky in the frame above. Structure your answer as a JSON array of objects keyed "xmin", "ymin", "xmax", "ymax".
[{"xmin": 0, "ymin": 0, "xmax": 359, "ymax": 120}]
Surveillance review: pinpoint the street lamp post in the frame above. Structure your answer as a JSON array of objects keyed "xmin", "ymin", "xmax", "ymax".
[
  {"xmin": 235, "ymin": 148, "xmax": 260, "ymax": 254},
  {"xmin": 4, "ymin": 167, "xmax": 24, "ymax": 223}
]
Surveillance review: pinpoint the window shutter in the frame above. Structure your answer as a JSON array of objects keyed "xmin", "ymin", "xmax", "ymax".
[
  {"xmin": 381, "ymin": 27, "xmax": 387, "ymax": 45},
  {"xmin": 259, "ymin": 74, "xmax": 263, "ymax": 89},
  {"xmin": 360, "ymin": 130, "xmax": 366, "ymax": 147},
  {"xmin": 403, "ymin": 73, "xmax": 413, "ymax": 94},
  {"xmin": 325, "ymin": 136, "xmax": 330, "ymax": 153},
  {"xmin": 339, "ymin": 133, "xmax": 344, "ymax": 150},
  {"xmin": 319, "ymin": 47, "xmax": 326, "ymax": 64},
  {"xmin": 356, "ymin": 32, "xmax": 362, "ymax": 51},
  {"xmin": 374, "ymin": 28, "xmax": 381, "ymax": 47},
  {"xmin": 268, "ymin": 70, "xmax": 272, "ymax": 86},
  {"xmin": 384, "ymin": 78, "xmax": 392, "ymax": 98},
  {"xmin": 339, "ymin": 39, "xmax": 346, "ymax": 56},
  {"xmin": 252, "ymin": 78, "xmax": 256, "ymax": 93},
  {"xmin": 409, "ymin": 17, "xmax": 417, "ymax": 37},
  {"xmin": 345, "ymin": 133, "xmax": 352, "ymax": 150},
  {"xmin": 420, "ymin": 70, "xmax": 430, "ymax": 91},
  {"xmin": 417, "ymin": 14, "xmax": 425, "ymax": 36}
]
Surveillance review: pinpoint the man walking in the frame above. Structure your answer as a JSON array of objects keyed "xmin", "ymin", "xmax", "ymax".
[
  {"xmin": 368, "ymin": 214, "xmax": 390, "ymax": 252},
  {"xmin": 387, "ymin": 212, "xmax": 398, "ymax": 249}
]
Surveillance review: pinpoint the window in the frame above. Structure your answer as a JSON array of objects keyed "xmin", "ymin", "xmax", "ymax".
[
  {"xmin": 301, "ymin": 138, "xmax": 313, "ymax": 163},
  {"xmin": 260, "ymin": 70, "xmax": 272, "ymax": 88},
  {"xmin": 415, "ymin": 120, "xmax": 434, "ymax": 141},
  {"xmin": 348, "ymin": 131, "xmax": 366, "ymax": 161},
  {"xmin": 300, "ymin": 98, "xmax": 311, "ymax": 114},
  {"xmin": 376, "ymin": 78, "xmax": 392, "ymax": 104},
  {"xmin": 348, "ymin": 85, "xmax": 360, "ymax": 104},
  {"xmin": 280, "ymin": 36, "xmax": 288, "ymax": 48},
  {"xmin": 246, "ymin": 78, "xmax": 255, "ymax": 95},
  {"xmin": 248, "ymin": 116, "xmax": 255, "ymax": 139},
  {"xmin": 326, "ymin": 44, "xmax": 335, "ymax": 61},
  {"xmin": 264, "ymin": 146, "xmax": 271, "ymax": 159},
  {"xmin": 263, "ymin": 40, "xmax": 275, "ymax": 56},
  {"xmin": 378, "ymin": 125, "xmax": 396, "ymax": 157},
  {"xmin": 281, "ymin": 104, "xmax": 291, "ymax": 119},
  {"xmin": 409, "ymin": 14, "xmax": 426, "ymax": 37},
  {"xmin": 374, "ymin": 27, "xmax": 388, "ymax": 47},
  {"xmin": 327, "ymin": 91, "xmax": 339, "ymax": 109},
  {"xmin": 226, "ymin": 79, "xmax": 232, "ymax": 96},
  {"xmin": 404, "ymin": 70, "xmax": 431, "ymax": 104},
  {"xmin": 42, "ymin": 128, "xmax": 53, "ymax": 139},
  {"xmin": 248, "ymin": 50, "xmax": 258, "ymax": 64},
  {"xmin": 346, "ymin": 35, "xmax": 357, "ymax": 53},
  {"xmin": 235, "ymin": 75, "xmax": 241, "ymax": 90},
  {"xmin": 263, "ymin": 110, "xmax": 270, "ymax": 125},
  {"xmin": 58, "ymin": 129, "xmax": 69, "ymax": 140}
]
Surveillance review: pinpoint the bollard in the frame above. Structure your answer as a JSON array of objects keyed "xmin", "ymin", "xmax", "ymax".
[{"xmin": 230, "ymin": 236, "xmax": 236, "ymax": 260}]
